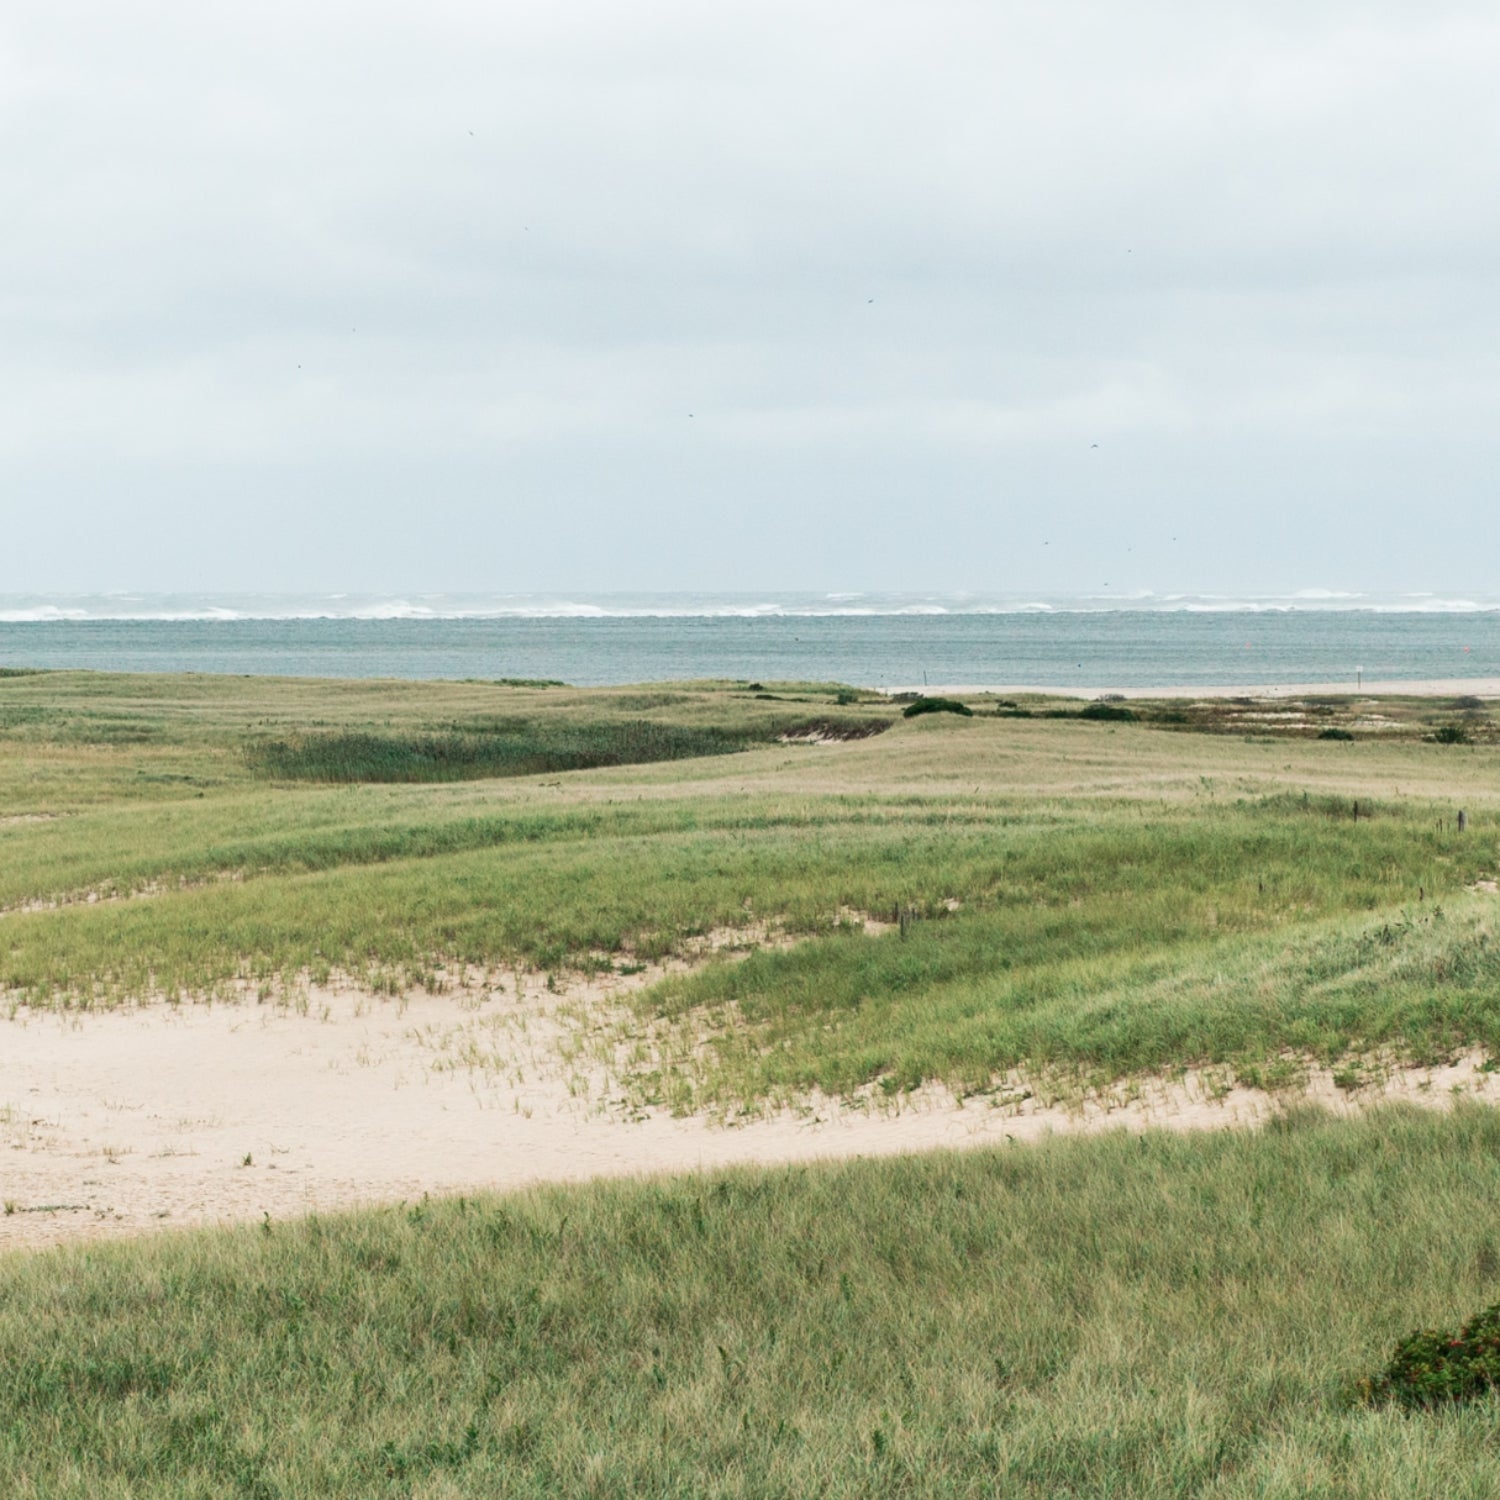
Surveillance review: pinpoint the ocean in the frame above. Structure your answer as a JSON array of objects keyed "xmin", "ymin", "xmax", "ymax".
[{"xmin": 0, "ymin": 592, "xmax": 1497, "ymax": 689}]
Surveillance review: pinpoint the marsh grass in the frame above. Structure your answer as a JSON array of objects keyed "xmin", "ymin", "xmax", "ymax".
[
  {"xmin": 248, "ymin": 720, "xmax": 757, "ymax": 783},
  {"xmin": 6, "ymin": 1108, "xmax": 1500, "ymax": 1496}
]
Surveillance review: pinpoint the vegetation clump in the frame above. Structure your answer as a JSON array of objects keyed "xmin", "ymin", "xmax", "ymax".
[
  {"xmin": 1358, "ymin": 1301, "xmax": 1500, "ymax": 1409},
  {"xmin": 1079, "ymin": 700, "xmax": 1137, "ymax": 722},
  {"xmin": 1317, "ymin": 728, "xmax": 1355, "ymax": 741},
  {"xmin": 901, "ymin": 696, "xmax": 973, "ymax": 719},
  {"xmin": 250, "ymin": 720, "xmax": 752, "ymax": 783},
  {"xmin": 775, "ymin": 717, "xmax": 890, "ymax": 742},
  {"xmin": 1428, "ymin": 724, "xmax": 1470, "ymax": 745}
]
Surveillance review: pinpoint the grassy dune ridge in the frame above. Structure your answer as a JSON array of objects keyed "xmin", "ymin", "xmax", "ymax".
[{"xmin": 6, "ymin": 1108, "xmax": 1500, "ymax": 1496}]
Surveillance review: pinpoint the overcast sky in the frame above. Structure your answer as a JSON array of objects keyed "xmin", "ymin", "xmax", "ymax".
[{"xmin": 4, "ymin": 1, "xmax": 1498, "ymax": 595}]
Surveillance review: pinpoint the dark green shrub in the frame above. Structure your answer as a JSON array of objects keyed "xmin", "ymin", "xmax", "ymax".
[
  {"xmin": 1317, "ymin": 728, "xmax": 1355, "ymax": 741},
  {"xmin": 901, "ymin": 697, "xmax": 973, "ymax": 719},
  {"xmin": 1079, "ymin": 701, "xmax": 1137, "ymax": 722},
  {"xmin": 1358, "ymin": 1302, "xmax": 1500, "ymax": 1408},
  {"xmin": 1429, "ymin": 724, "xmax": 1470, "ymax": 745}
]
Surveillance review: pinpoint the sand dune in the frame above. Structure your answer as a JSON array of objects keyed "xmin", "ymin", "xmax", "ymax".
[{"xmin": 5, "ymin": 977, "xmax": 1496, "ymax": 1251}]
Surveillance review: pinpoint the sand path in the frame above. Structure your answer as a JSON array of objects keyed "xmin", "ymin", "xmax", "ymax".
[{"xmin": 5, "ymin": 979, "xmax": 1498, "ymax": 1253}]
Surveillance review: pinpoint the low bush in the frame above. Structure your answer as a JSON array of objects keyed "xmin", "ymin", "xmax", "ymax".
[
  {"xmin": 902, "ymin": 697, "xmax": 973, "ymax": 719},
  {"xmin": 1317, "ymin": 728, "xmax": 1355, "ymax": 741},
  {"xmin": 1358, "ymin": 1301, "xmax": 1500, "ymax": 1408},
  {"xmin": 1080, "ymin": 701, "xmax": 1137, "ymax": 722},
  {"xmin": 1428, "ymin": 724, "xmax": 1470, "ymax": 745}
]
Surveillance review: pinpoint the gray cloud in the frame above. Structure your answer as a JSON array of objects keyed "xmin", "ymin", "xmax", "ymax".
[{"xmin": 4, "ymin": 1, "xmax": 1499, "ymax": 592}]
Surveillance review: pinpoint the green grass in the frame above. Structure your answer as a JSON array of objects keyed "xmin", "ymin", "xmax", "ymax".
[
  {"xmin": 6, "ymin": 671, "xmax": 1500, "ymax": 1493},
  {"xmin": 636, "ymin": 894, "xmax": 1500, "ymax": 1110},
  {"xmin": 7, "ymin": 1106, "xmax": 1500, "ymax": 1496},
  {"xmin": 0, "ymin": 673, "xmax": 1496, "ymax": 1108}
]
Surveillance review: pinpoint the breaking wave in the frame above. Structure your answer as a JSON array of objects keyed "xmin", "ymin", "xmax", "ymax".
[{"xmin": 2, "ymin": 591, "xmax": 1498, "ymax": 622}]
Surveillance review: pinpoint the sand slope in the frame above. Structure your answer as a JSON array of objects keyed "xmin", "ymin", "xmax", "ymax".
[{"xmin": 5, "ymin": 979, "xmax": 1498, "ymax": 1252}]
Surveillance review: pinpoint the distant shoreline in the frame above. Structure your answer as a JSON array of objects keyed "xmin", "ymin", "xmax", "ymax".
[{"xmin": 888, "ymin": 678, "xmax": 1500, "ymax": 700}]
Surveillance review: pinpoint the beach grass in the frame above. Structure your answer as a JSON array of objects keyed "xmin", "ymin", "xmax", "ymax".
[
  {"xmin": 0, "ymin": 672, "xmax": 1496, "ymax": 1107},
  {"xmin": 6, "ymin": 1106, "xmax": 1500, "ymax": 1496},
  {"xmin": 5, "ymin": 670, "xmax": 1500, "ymax": 1493}
]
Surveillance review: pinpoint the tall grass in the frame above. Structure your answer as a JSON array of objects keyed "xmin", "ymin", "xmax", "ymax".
[
  {"xmin": 634, "ymin": 896, "xmax": 1500, "ymax": 1107},
  {"xmin": 1, "ymin": 797, "xmax": 1487, "ymax": 1014},
  {"xmin": 5, "ymin": 1107, "xmax": 1500, "ymax": 1496},
  {"xmin": 248, "ymin": 720, "xmax": 757, "ymax": 783}
]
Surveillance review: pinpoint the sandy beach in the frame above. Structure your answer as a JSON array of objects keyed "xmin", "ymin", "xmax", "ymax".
[{"xmin": 891, "ymin": 678, "xmax": 1500, "ymax": 700}]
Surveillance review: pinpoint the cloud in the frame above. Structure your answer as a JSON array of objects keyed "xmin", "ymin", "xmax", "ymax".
[{"xmin": 3, "ymin": 0, "xmax": 1499, "ymax": 590}]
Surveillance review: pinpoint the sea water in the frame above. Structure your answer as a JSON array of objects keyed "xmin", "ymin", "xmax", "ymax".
[{"xmin": 0, "ymin": 592, "xmax": 1497, "ymax": 689}]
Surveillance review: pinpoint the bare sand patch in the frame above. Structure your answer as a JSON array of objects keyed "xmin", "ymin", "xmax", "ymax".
[{"xmin": 5, "ymin": 971, "xmax": 1499, "ymax": 1252}]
